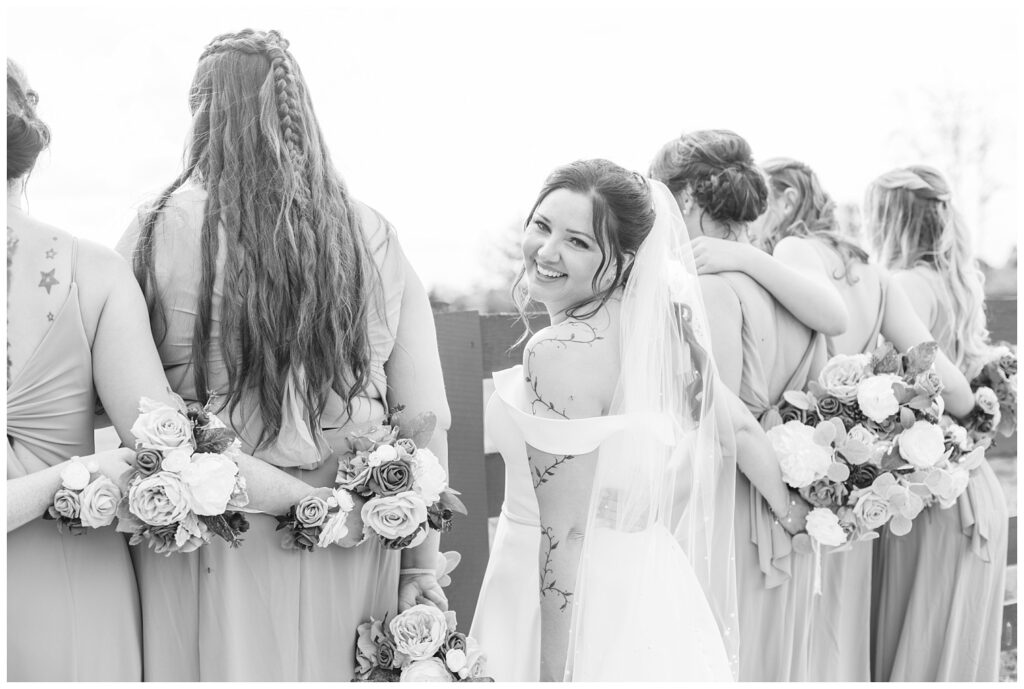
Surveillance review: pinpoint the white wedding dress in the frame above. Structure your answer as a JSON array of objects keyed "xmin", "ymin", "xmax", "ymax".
[{"xmin": 470, "ymin": 366, "xmax": 733, "ymax": 682}]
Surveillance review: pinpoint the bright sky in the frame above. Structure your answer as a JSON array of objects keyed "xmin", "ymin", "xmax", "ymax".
[{"xmin": 6, "ymin": 0, "xmax": 1021, "ymax": 293}]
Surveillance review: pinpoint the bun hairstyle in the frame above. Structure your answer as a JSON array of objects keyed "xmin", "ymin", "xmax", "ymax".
[
  {"xmin": 7, "ymin": 59, "xmax": 50, "ymax": 181},
  {"xmin": 649, "ymin": 129, "xmax": 768, "ymax": 236},
  {"xmin": 865, "ymin": 165, "xmax": 990, "ymax": 377},
  {"xmin": 513, "ymin": 158, "xmax": 656, "ymax": 329}
]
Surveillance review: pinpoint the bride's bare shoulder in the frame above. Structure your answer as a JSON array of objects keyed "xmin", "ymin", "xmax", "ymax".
[{"xmin": 521, "ymin": 310, "xmax": 618, "ymax": 418}]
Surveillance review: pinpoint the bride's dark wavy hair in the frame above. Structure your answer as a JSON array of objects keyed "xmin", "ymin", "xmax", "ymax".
[
  {"xmin": 512, "ymin": 159, "xmax": 656, "ymax": 339},
  {"xmin": 133, "ymin": 29, "xmax": 374, "ymax": 449}
]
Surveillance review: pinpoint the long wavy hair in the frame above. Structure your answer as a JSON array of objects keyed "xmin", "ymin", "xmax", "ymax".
[
  {"xmin": 649, "ymin": 129, "xmax": 768, "ymax": 239},
  {"xmin": 864, "ymin": 165, "xmax": 989, "ymax": 376},
  {"xmin": 133, "ymin": 29, "xmax": 374, "ymax": 449},
  {"xmin": 760, "ymin": 158, "xmax": 869, "ymax": 283},
  {"xmin": 512, "ymin": 159, "xmax": 656, "ymax": 339}
]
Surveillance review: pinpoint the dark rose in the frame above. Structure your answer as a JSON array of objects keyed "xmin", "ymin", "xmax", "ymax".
[
  {"xmin": 443, "ymin": 631, "xmax": 468, "ymax": 654},
  {"xmin": 840, "ymin": 401, "xmax": 866, "ymax": 426},
  {"xmin": 135, "ymin": 448, "xmax": 163, "ymax": 476},
  {"xmin": 293, "ymin": 528, "xmax": 319, "ymax": 551},
  {"xmin": 846, "ymin": 463, "xmax": 881, "ymax": 490},
  {"xmin": 799, "ymin": 478, "xmax": 848, "ymax": 509},
  {"xmin": 817, "ymin": 395, "xmax": 842, "ymax": 418},
  {"xmin": 868, "ymin": 415, "xmax": 898, "ymax": 439},
  {"xmin": 376, "ymin": 639, "xmax": 397, "ymax": 669},
  {"xmin": 367, "ymin": 459, "xmax": 414, "ymax": 496},
  {"xmin": 227, "ymin": 511, "xmax": 250, "ymax": 534},
  {"xmin": 779, "ymin": 403, "xmax": 810, "ymax": 425}
]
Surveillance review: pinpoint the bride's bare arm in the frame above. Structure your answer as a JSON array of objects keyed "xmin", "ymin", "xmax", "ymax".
[{"xmin": 520, "ymin": 320, "xmax": 611, "ymax": 682}]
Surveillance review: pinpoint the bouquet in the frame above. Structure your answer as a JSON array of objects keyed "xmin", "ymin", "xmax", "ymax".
[
  {"xmin": 43, "ymin": 457, "xmax": 122, "ymax": 535},
  {"xmin": 116, "ymin": 397, "xmax": 250, "ymax": 555},
  {"xmin": 353, "ymin": 606, "xmax": 492, "ymax": 682},
  {"xmin": 963, "ymin": 342, "xmax": 1017, "ymax": 442},
  {"xmin": 275, "ymin": 487, "xmax": 356, "ymax": 551},
  {"xmin": 336, "ymin": 406, "xmax": 466, "ymax": 549}
]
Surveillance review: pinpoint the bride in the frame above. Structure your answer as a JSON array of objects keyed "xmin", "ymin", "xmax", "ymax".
[{"xmin": 471, "ymin": 159, "xmax": 807, "ymax": 681}]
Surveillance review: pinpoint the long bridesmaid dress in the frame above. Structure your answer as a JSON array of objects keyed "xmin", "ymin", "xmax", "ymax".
[
  {"xmin": 117, "ymin": 187, "xmax": 405, "ymax": 681},
  {"xmin": 7, "ymin": 240, "xmax": 143, "ymax": 681},
  {"xmin": 718, "ymin": 272, "xmax": 826, "ymax": 682},
  {"xmin": 805, "ymin": 273, "xmax": 887, "ymax": 682},
  {"xmin": 871, "ymin": 266, "xmax": 1008, "ymax": 681}
]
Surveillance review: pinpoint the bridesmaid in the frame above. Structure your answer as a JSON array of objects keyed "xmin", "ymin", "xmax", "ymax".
[
  {"xmin": 6, "ymin": 58, "xmax": 164, "ymax": 682},
  {"xmin": 117, "ymin": 29, "xmax": 451, "ymax": 681},
  {"xmin": 864, "ymin": 165, "xmax": 1008, "ymax": 681},
  {"xmin": 650, "ymin": 130, "xmax": 825, "ymax": 681},
  {"xmin": 687, "ymin": 158, "xmax": 975, "ymax": 680}
]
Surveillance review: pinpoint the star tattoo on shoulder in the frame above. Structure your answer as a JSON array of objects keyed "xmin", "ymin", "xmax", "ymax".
[
  {"xmin": 39, "ymin": 268, "xmax": 59, "ymax": 294},
  {"xmin": 45, "ymin": 248, "xmax": 56, "ymax": 259},
  {"xmin": 46, "ymin": 312, "xmax": 54, "ymax": 322}
]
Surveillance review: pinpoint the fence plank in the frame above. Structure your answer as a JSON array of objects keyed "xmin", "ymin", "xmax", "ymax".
[{"xmin": 433, "ymin": 311, "xmax": 489, "ymax": 627}]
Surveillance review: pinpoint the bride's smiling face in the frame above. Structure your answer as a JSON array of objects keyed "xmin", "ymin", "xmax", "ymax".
[{"xmin": 522, "ymin": 188, "xmax": 607, "ymax": 318}]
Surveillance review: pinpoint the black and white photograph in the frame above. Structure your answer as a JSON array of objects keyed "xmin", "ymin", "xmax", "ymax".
[{"xmin": 4, "ymin": 0, "xmax": 1020, "ymax": 682}]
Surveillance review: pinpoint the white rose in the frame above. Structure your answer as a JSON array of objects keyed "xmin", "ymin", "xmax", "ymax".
[
  {"xmin": 60, "ymin": 460, "xmax": 91, "ymax": 491},
  {"xmin": 131, "ymin": 404, "xmax": 193, "ymax": 452},
  {"xmin": 857, "ymin": 374, "xmax": 901, "ymax": 423},
  {"xmin": 818, "ymin": 353, "xmax": 872, "ymax": 401},
  {"xmin": 975, "ymin": 387, "xmax": 1000, "ymax": 416},
  {"xmin": 412, "ymin": 448, "xmax": 448, "ymax": 503},
  {"xmin": 898, "ymin": 421, "xmax": 946, "ymax": 469},
  {"xmin": 390, "ymin": 604, "xmax": 449, "ymax": 661},
  {"xmin": 78, "ymin": 476, "xmax": 122, "ymax": 528},
  {"xmin": 946, "ymin": 424, "xmax": 970, "ymax": 451},
  {"xmin": 178, "ymin": 453, "xmax": 239, "ymax": 515},
  {"xmin": 766, "ymin": 421, "xmax": 833, "ymax": 488},
  {"xmin": 400, "ymin": 658, "xmax": 452, "ymax": 682},
  {"xmin": 161, "ymin": 447, "xmax": 193, "ymax": 473},
  {"xmin": 362, "ymin": 492, "xmax": 428, "ymax": 540},
  {"xmin": 805, "ymin": 507, "xmax": 847, "ymax": 547},
  {"xmin": 368, "ymin": 445, "xmax": 399, "ymax": 468}
]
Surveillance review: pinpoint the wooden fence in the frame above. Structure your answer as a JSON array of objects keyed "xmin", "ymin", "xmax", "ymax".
[{"xmin": 436, "ymin": 299, "xmax": 1018, "ymax": 646}]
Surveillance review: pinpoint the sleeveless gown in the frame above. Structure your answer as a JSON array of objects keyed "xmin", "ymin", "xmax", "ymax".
[
  {"xmin": 470, "ymin": 366, "xmax": 733, "ymax": 681},
  {"xmin": 871, "ymin": 266, "xmax": 1008, "ymax": 681},
  {"xmin": 7, "ymin": 239, "xmax": 143, "ymax": 681},
  {"xmin": 720, "ymin": 272, "xmax": 826, "ymax": 682},
  {"xmin": 117, "ymin": 187, "xmax": 404, "ymax": 681},
  {"xmin": 805, "ymin": 273, "xmax": 888, "ymax": 682}
]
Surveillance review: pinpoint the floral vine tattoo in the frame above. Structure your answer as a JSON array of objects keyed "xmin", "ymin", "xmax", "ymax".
[
  {"xmin": 525, "ymin": 322, "xmax": 603, "ymax": 419},
  {"xmin": 531, "ymin": 452, "xmax": 576, "ymax": 489},
  {"xmin": 539, "ymin": 525, "xmax": 573, "ymax": 611}
]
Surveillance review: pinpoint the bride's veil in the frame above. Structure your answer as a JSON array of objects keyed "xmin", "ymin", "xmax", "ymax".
[{"xmin": 564, "ymin": 179, "xmax": 740, "ymax": 679}]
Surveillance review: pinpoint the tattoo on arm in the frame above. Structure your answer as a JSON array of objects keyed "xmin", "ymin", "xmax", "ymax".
[
  {"xmin": 531, "ymin": 453, "xmax": 576, "ymax": 489},
  {"xmin": 539, "ymin": 525, "xmax": 573, "ymax": 611},
  {"xmin": 525, "ymin": 322, "xmax": 603, "ymax": 419}
]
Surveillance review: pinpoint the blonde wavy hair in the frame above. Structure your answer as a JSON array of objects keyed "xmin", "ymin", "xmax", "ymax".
[
  {"xmin": 760, "ymin": 158, "xmax": 868, "ymax": 283},
  {"xmin": 864, "ymin": 165, "xmax": 989, "ymax": 376}
]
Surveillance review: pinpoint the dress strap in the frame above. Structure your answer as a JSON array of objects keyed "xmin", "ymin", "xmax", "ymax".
[
  {"xmin": 779, "ymin": 331, "xmax": 825, "ymax": 395},
  {"xmin": 859, "ymin": 272, "xmax": 888, "ymax": 354},
  {"xmin": 69, "ymin": 237, "xmax": 80, "ymax": 284}
]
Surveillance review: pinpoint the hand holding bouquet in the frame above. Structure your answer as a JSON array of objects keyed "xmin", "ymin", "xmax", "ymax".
[
  {"xmin": 337, "ymin": 406, "xmax": 467, "ymax": 549},
  {"xmin": 353, "ymin": 605, "xmax": 492, "ymax": 682},
  {"xmin": 116, "ymin": 397, "xmax": 250, "ymax": 555}
]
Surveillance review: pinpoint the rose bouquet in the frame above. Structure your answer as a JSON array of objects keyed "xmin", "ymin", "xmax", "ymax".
[
  {"xmin": 43, "ymin": 457, "xmax": 122, "ymax": 535},
  {"xmin": 967, "ymin": 343, "xmax": 1017, "ymax": 440},
  {"xmin": 115, "ymin": 397, "xmax": 250, "ymax": 555},
  {"xmin": 353, "ymin": 605, "xmax": 492, "ymax": 682},
  {"xmin": 275, "ymin": 488, "xmax": 355, "ymax": 551},
  {"xmin": 337, "ymin": 406, "xmax": 466, "ymax": 549}
]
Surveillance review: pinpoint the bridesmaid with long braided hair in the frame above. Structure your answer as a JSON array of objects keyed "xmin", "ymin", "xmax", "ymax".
[{"xmin": 117, "ymin": 29, "xmax": 451, "ymax": 681}]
